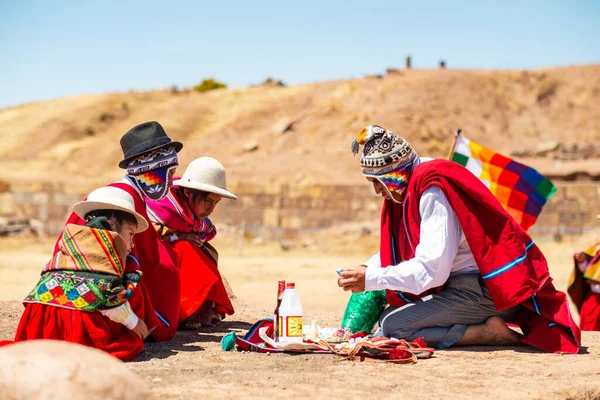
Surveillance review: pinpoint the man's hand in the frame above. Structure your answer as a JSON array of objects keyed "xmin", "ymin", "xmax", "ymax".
[
  {"xmin": 337, "ymin": 265, "xmax": 367, "ymax": 293},
  {"xmin": 131, "ymin": 318, "xmax": 149, "ymax": 340},
  {"xmin": 178, "ymin": 232, "xmax": 204, "ymax": 247}
]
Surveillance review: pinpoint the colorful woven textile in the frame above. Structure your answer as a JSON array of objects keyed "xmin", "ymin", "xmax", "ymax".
[
  {"xmin": 225, "ymin": 318, "xmax": 434, "ymax": 363},
  {"xmin": 451, "ymin": 135, "xmax": 556, "ymax": 231},
  {"xmin": 127, "ymin": 146, "xmax": 178, "ymax": 201},
  {"xmin": 317, "ymin": 337, "xmax": 434, "ymax": 364},
  {"xmin": 146, "ymin": 186, "xmax": 217, "ymax": 242},
  {"xmin": 24, "ymin": 270, "xmax": 141, "ymax": 311},
  {"xmin": 26, "ymin": 224, "xmax": 142, "ymax": 312},
  {"xmin": 351, "ymin": 125, "xmax": 419, "ymax": 196},
  {"xmin": 44, "ymin": 224, "xmax": 127, "ymax": 276}
]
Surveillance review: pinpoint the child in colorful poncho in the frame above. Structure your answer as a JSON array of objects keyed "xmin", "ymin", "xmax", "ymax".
[
  {"xmin": 568, "ymin": 242, "xmax": 600, "ymax": 331},
  {"xmin": 14, "ymin": 186, "xmax": 156, "ymax": 361},
  {"xmin": 146, "ymin": 157, "xmax": 237, "ymax": 329}
]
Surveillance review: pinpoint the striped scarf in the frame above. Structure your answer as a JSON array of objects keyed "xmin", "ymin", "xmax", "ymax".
[{"xmin": 146, "ymin": 186, "xmax": 217, "ymax": 242}]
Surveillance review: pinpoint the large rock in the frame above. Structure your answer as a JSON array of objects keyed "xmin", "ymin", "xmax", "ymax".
[
  {"xmin": 271, "ymin": 118, "xmax": 294, "ymax": 135},
  {"xmin": 0, "ymin": 340, "xmax": 152, "ymax": 400},
  {"xmin": 242, "ymin": 141, "xmax": 259, "ymax": 152}
]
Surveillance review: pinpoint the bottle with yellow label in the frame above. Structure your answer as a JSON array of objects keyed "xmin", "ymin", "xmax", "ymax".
[{"xmin": 278, "ymin": 282, "xmax": 303, "ymax": 343}]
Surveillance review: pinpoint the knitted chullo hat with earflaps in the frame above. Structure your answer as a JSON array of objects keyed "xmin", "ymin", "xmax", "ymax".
[{"xmin": 351, "ymin": 125, "xmax": 419, "ymax": 198}]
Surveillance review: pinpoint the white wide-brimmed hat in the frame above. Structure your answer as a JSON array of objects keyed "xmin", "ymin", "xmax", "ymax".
[
  {"xmin": 72, "ymin": 186, "xmax": 149, "ymax": 232},
  {"xmin": 173, "ymin": 157, "xmax": 237, "ymax": 200}
]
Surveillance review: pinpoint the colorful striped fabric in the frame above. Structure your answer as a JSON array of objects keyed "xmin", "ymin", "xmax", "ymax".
[
  {"xmin": 43, "ymin": 225, "xmax": 126, "ymax": 277},
  {"xmin": 91, "ymin": 228, "xmax": 125, "ymax": 276},
  {"xmin": 451, "ymin": 135, "xmax": 556, "ymax": 231}
]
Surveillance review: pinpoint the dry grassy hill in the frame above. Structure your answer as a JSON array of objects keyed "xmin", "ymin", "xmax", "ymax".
[{"xmin": 1, "ymin": 65, "xmax": 599, "ymax": 193}]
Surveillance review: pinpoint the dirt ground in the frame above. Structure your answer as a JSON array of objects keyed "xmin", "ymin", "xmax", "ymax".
[{"xmin": 1, "ymin": 233, "xmax": 600, "ymax": 400}]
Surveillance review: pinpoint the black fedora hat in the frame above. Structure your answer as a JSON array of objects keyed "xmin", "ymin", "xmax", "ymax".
[{"xmin": 119, "ymin": 121, "xmax": 183, "ymax": 169}]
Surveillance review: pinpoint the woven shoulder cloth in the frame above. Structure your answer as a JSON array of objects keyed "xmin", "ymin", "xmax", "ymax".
[
  {"xmin": 317, "ymin": 337, "xmax": 434, "ymax": 364},
  {"xmin": 44, "ymin": 224, "xmax": 128, "ymax": 277},
  {"xmin": 24, "ymin": 224, "xmax": 141, "ymax": 312},
  {"xmin": 24, "ymin": 269, "xmax": 142, "ymax": 311}
]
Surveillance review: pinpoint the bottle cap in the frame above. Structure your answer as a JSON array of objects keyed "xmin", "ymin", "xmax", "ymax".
[{"xmin": 286, "ymin": 282, "xmax": 295, "ymax": 289}]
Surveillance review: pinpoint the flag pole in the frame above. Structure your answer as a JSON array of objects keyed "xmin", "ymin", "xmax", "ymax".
[{"xmin": 446, "ymin": 128, "xmax": 462, "ymax": 160}]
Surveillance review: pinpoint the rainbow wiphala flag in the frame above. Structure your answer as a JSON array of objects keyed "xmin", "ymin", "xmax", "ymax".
[{"xmin": 451, "ymin": 135, "xmax": 556, "ymax": 231}]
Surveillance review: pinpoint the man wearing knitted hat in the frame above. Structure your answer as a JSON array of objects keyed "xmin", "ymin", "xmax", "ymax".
[{"xmin": 338, "ymin": 125, "xmax": 580, "ymax": 353}]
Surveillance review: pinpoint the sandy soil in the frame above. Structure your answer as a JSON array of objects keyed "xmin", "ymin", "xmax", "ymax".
[{"xmin": 1, "ymin": 234, "xmax": 600, "ymax": 400}]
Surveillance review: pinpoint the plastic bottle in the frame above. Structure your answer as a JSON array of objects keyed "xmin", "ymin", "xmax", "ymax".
[
  {"xmin": 273, "ymin": 280, "xmax": 286, "ymax": 342},
  {"xmin": 278, "ymin": 282, "xmax": 303, "ymax": 343}
]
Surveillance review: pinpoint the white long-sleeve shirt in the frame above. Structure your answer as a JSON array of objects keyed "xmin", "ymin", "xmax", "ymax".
[{"xmin": 364, "ymin": 186, "xmax": 479, "ymax": 294}]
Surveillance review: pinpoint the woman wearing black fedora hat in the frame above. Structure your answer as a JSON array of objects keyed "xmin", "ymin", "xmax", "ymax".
[{"xmin": 55, "ymin": 121, "xmax": 184, "ymax": 342}]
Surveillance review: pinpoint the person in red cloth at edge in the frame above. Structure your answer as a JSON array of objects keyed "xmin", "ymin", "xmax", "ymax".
[
  {"xmin": 568, "ymin": 230, "xmax": 600, "ymax": 331},
  {"xmin": 146, "ymin": 157, "xmax": 237, "ymax": 329},
  {"xmin": 13, "ymin": 186, "xmax": 152, "ymax": 360},
  {"xmin": 337, "ymin": 124, "xmax": 580, "ymax": 353},
  {"xmin": 54, "ymin": 121, "xmax": 183, "ymax": 342}
]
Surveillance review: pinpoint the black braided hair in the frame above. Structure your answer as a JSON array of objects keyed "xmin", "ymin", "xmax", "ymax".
[{"xmin": 84, "ymin": 210, "xmax": 137, "ymax": 232}]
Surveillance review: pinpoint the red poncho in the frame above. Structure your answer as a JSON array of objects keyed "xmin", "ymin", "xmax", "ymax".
[{"xmin": 379, "ymin": 159, "xmax": 580, "ymax": 353}]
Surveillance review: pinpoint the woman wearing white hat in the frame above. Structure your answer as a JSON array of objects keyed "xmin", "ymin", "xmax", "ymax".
[
  {"xmin": 14, "ymin": 186, "xmax": 159, "ymax": 361},
  {"xmin": 147, "ymin": 157, "xmax": 237, "ymax": 328}
]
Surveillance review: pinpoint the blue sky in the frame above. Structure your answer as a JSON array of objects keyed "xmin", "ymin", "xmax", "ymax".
[{"xmin": 1, "ymin": 0, "xmax": 599, "ymax": 108}]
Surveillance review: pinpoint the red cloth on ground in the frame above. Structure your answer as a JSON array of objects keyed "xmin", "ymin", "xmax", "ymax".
[
  {"xmin": 13, "ymin": 257, "xmax": 159, "ymax": 361},
  {"xmin": 174, "ymin": 241, "xmax": 234, "ymax": 322},
  {"xmin": 579, "ymin": 292, "xmax": 600, "ymax": 331},
  {"xmin": 54, "ymin": 181, "xmax": 181, "ymax": 341},
  {"xmin": 379, "ymin": 159, "xmax": 580, "ymax": 354},
  {"xmin": 0, "ymin": 340, "xmax": 13, "ymax": 347}
]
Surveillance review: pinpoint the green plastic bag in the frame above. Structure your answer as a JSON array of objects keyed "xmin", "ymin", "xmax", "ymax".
[{"xmin": 341, "ymin": 290, "xmax": 388, "ymax": 333}]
